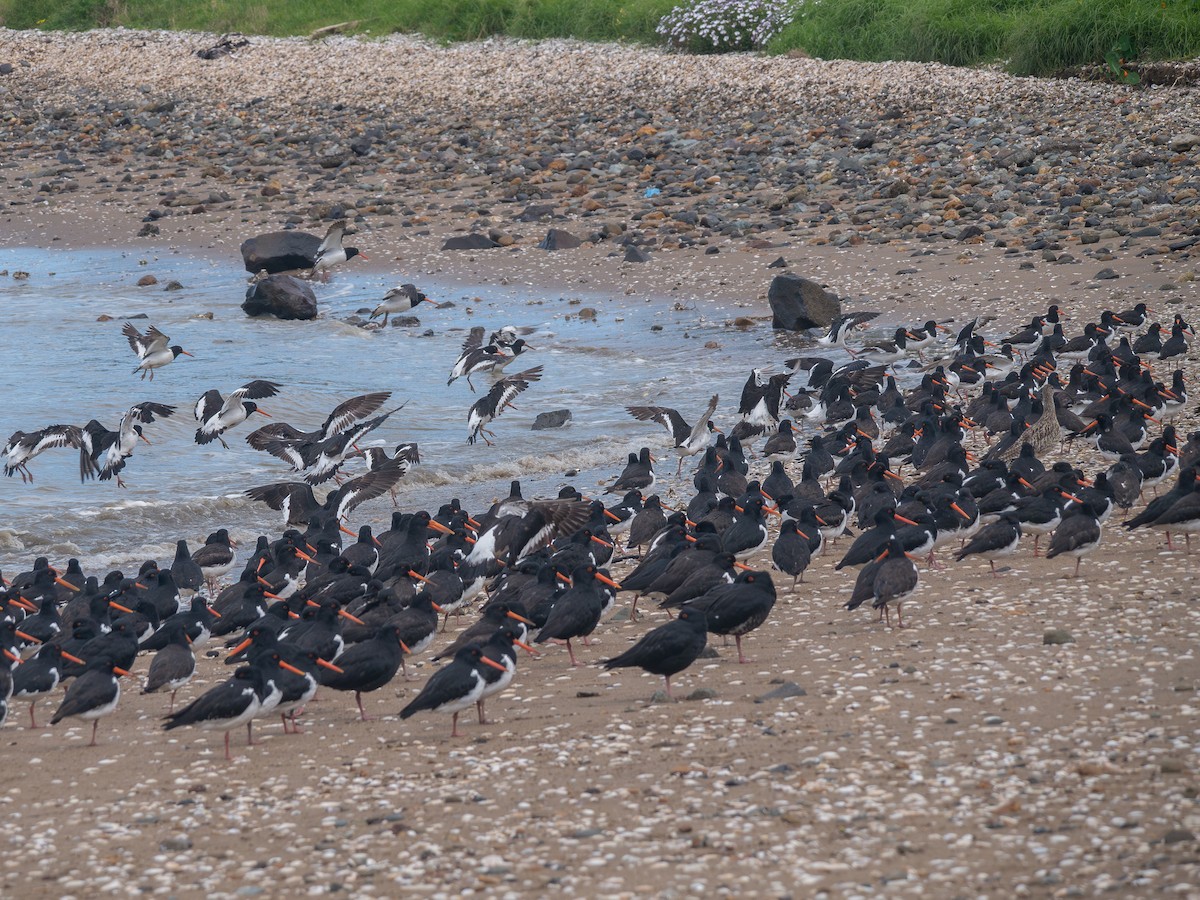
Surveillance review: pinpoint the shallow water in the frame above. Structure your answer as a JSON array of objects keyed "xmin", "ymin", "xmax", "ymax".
[{"xmin": 0, "ymin": 245, "xmax": 829, "ymax": 572}]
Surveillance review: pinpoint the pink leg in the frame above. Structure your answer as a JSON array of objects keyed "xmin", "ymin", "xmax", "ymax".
[
  {"xmin": 566, "ymin": 639, "xmax": 582, "ymax": 668},
  {"xmin": 450, "ymin": 711, "xmax": 462, "ymax": 738},
  {"xmin": 89, "ymin": 720, "xmax": 99, "ymax": 747},
  {"xmin": 735, "ymin": 635, "xmax": 752, "ymax": 665},
  {"xmin": 356, "ymin": 692, "xmax": 376, "ymax": 722},
  {"xmin": 224, "ymin": 731, "xmax": 233, "ymax": 761},
  {"xmin": 28, "ymin": 701, "xmax": 40, "ymax": 730}
]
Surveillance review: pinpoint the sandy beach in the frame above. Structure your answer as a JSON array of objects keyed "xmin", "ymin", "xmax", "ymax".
[{"xmin": 1, "ymin": 28, "xmax": 1200, "ymax": 899}]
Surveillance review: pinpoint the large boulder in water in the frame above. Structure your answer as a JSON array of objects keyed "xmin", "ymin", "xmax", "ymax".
[
  {"xmin": 240, "ymin": 230, "xmax": 321, "ymax": 274},
  {"xmin": 242, "ymin": 275, "xmax": 318, "ymax": 321},
  {"xmin": 768, "ymin": 273, "xmax": 841, "ymax": 331}
]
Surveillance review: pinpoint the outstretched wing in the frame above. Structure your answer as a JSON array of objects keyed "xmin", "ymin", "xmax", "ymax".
[
  {"xmin": 244, "ymin": 481, "xmax": 318, "ymax": 525},
  {"xmin": 194, "ymin": 390, "xmax": 225, "ymax": 424},
  {"xmin": 28, "ymin": 424, "xmax": 83, "ymax": 454},
  {"xmin": 320, "ymin": 391, "xmax": 392, "ymax": 440},
  {"xmin": 245, "ymin": 422, "xmax": 311, "ymax": 450},
  {"xmin": 231, "ymin": 380, "xmax": 283, "ymax": 403},
  {"xmin": 122, "ymin": 322, "xmax": 159, "ymax": 359},
  {"xmin": 324, "ymin": 458, "xmax": 411, "ymax": 520},
  {"xmin": 626, "ymin": 405, "xmax": 689, "ymax": 445},
  {"xmin": 131, "ymin": 402, "xmax": 176, "ymax": 424},
  {"xmin": 459, "ymin": 326, "xmax": 485, "ymax": 356},
  {"xmin": 261, "ymin": 439, "xmax": 312, "ymax": 472},
  {"xmin": 316, "ymin": 219, "xmax": 347, "ymax": 255}
]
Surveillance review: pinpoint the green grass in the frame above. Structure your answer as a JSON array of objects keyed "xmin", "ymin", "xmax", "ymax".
[
  {"xmin": 2, "ymin": 0, "xmax": 1198, "ymax": 77},
  {"xmin": 769, "ymin": 0, "xmax": 1200, "ymax": 76}
]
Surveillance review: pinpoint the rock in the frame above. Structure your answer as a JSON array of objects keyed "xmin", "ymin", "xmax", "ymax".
[
  {"xmin": 754, "ymin": 682, "xmax": 807, "ymax": 703},
  {"xmin": 1164, "ymin": 828, "xmax": 1195, "ymax": 845},
  {"xmin": 159, "ymin": 835, "xmax": 192, "ymax": 852},
  {"xmin": 768, "ymin": 273, "xmax": 840, "ymax": 330},
  {"xmin": 137, "ymin": 274, "xmax": 157, "ymax": 286},
  {"xmin": 441, "ymin": 233, "xmax": 500, "ymax": 251},
  {"xmin": 239, "ymin": 230, "xmax": 321, "ymax": 274},
  {"xmin": 1094, "ymin": 267, "xmax": 1118, "ymax": 280},
  {"xmin": 390, "ymin": 316, "xmax": 421, "ymax": 328},
  {"xmin": 1168, "ymin": 134, "xmax": 1200, "ymax": 152},
  {"xmin": 684, "ymin": 688, "xmax": 718, "ymax": 701},
  {"xmin": 164, "ymin": 280, "xmax": 184, "ymax": 291},
  {"xmin": 623, "ymin": 245, "xmax": 651, "ymax": 263},
  {"xmin": 531, "ymin": 409, "xmax": 572, "ymax": 430},
  {"xmin": 242, "ymin": 274, "xmax": 318, "ymax": 321},
  {"xmin": 516, "ymin": 204, "xmax": 556, "ymax": 222},
  {"xmin": 767, "ymin": 256, "xmax": 788, "ymax": 268},
  {"xmin": 1043, "ymin": 628, "xmax": 1075, "ymax": 646},
  {"xmin": 0, "ymin": 63, "xmax": 13, "ymax": 76},
  {"xmin": 538, "ymin": 228, "xmax": 583, "ymax": 250}
]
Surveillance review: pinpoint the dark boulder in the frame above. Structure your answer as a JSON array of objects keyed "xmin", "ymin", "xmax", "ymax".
[
  {"xmin": 242, "ymin": 275, "xmax": 318, "ymax": 321},
  {"xmin": 768, "ymin": 274, "xmax": 841, "ymax": 331},
  {"xmin": 531, "ymin": 409, "xmax": 572, "ymax": 430},
  {"xmin": 623, "ymin": 245, "xmax": 651, "ymax": 263},
  {"xmin": 240, "ymin": 230, "xmax": 321, "ymax": 274},
  {"xmin": 441, "ymin": 234, "xmax": 500, "ymax": 251},
  {"xmin": 539, "ymin": 229, "xmax": 583, "ymax": 251}
]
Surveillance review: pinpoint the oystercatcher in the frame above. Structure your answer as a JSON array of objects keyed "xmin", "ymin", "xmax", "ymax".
[
  {"xmin": 194, "ymin": 380, "xmax": 282, "ymax": 448},
  {"xmin": 1046, "ymin": 500, "xmax": 1104, "ymax": 577},
  {"xmin": 603, "ymin": 606, "xmax": 708, "ymax": 700},
  {"xmin": 193, "ymin": 529, "xmax": 237, "ymax": 594},
  {"xmin": 448, "ymin": 327, "xmax": 509, "ymax": 391},
  {"xmin": 123, "ymin": 322, "xmax": 193, "ymax": 380},
  {"xmin": 2, "ymin": 424, "xmax": 83, "ymax": 482},
  {"xmin": 871, "ymin": 538, "xmax": 919, "ymax": 628},
  {"xmin": 163, "ymin": 663, "xmax": 272, "ymax": 760},
  {"xmin": 79, "ymin": 402, "xmax": 176, "ymax": 487},
  {"xmin": 533, "ymin": 564, "xmax": 621, "ymax": 667},
  {"xmin": 49, "ymin": 654, "xmax": 131, "ymax": 746},
  {"xmin": 688, "ymin": 570, "xmax": 776, "ymax": 664},
  {"xmin": 474, "ymin": 622, "xmax": 536, "ymax": 724},
  {"xmin": 308, "ymin": 219, "xmax": 366, "ymax": 282},
  {"xmin": 12, "ymin": 643, "xmax": 81, "ymax": 728},
  {"xmin": 370, "ymin": 284, "xmax": 429, "ymax": 326},
  {"xmin": 245, "ymin": 457, "xmax": 411, "ymax": 527},
  {"xmin": 318, "ymin": 623, "xmax": 410, "ymax": 720},
  {"xmin": 954, "ymin": 513, "xmax": 1022, "ymax": 577},
  {"xmin": 398, "ymin": 645, "xmax": 508, "ymax": 737},
  {"xmin": 466, "ymin": 366, "xmax": 543, "ymax": 446},
  {"xmin": 141, "ymin": 622, "xmax": 196, "ymax": 712},
  {"xmin": 626, "ymin": 394, "xmax": 720, "ymax": 475}
]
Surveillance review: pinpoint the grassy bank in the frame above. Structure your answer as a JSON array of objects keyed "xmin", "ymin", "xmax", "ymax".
[{"xmin": 2, "ymin": 0, "xmax": 1198, "ymax": 76}]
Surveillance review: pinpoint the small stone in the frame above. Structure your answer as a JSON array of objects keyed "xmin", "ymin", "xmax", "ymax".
[
  {"xmin": 441, "ymin": 233, "xmax": 500, "ymax": 251},
  {"xmin": 164, "ymin": 280, "xmax": 183, "ymax": 291},
  {"xmin": 1094, "ymin": 267, "xmax": 1118, "ymax": 280},
  {"xmin": 1164, "ymin": 828, "xmax": 1195, "ymax": 845},
  {"xmin": 137, "ymin": 274, "xmax": 157, "ymax": 286},
  {"xmin": 767, "ymin": 256, "xmax": 788, "ymax": 268},
  {"xmin": 159, "ymin": 836, "xmax": 192, "ymax": 852},
  {"xmin": 623, "ymin": 245, "xmax": 651, "ymax": 263},
  {"xmin": 1160, "ymin": 759, "xmax": 1187, "ymax": 774},
  {"xmin": 984, "ymin": 715, "xmax": 1004, "ymax": 726},
  {"xmin": 684, "ymin": 688, "xmax": 717, "ymax": 701},
  {"xmin": 755, "ymin": 682, "xmax": 807, "ymax": 703},
  {"xmin": 1043, "ymin": 628, "xmax": 1075, "ymax": 645}
]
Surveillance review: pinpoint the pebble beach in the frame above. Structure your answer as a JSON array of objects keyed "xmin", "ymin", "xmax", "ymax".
[{"xmin": 1, "ymin": 28, "xmax": 1200, "ymax": 900}]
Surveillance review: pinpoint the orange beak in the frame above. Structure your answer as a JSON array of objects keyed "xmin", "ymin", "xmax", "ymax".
[
  {"xmin": 506, "ymin": 611, "xmax": 535, "ymax": 626},
  {"xmin": 62, "ymin": 651, "xmax": 86, "ymax": 665},
  {"xmin": 55, "ymin": 576, "xmax": 80, "ymax": 591},
  {"xmin": 279, "ymin": 660, "xmax": 307, "ymax": 676},
  {"xmin": 594, "ymin": 572, "xmax": 622, "ymax": 591},
  {"xmin": 228, "ymin": 637, "xmax": 252, "ymax": 657},
  {"xmin": 113, "ymin": 666, "xmax": 133, "ymax": 677},
  {"xmin": 514, "ymin": 639, "xmax": 539, "ymax": 656},
  {"xmin": 950, "ymin": 502, "xmax": 970, "ymax": 520},
  {"xmin": 316, "ymin": 658, "xmax": 344, "ymax": 674},
  {"xmin": 427, "ymin": 520, "xmax": 455, "ymax": 536},
  {"xmin": 479, "ymin": 656, "xmax": 507, "ymax": 673},
  {"xmin": 338, "ymin": 608, "xmax": 365, "ymax": 625}
]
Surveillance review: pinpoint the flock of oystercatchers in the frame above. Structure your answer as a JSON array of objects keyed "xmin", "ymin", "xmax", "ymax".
[{"xmin": 2, "ymin": 232, "xmax": 1198, "ymax": 758}]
